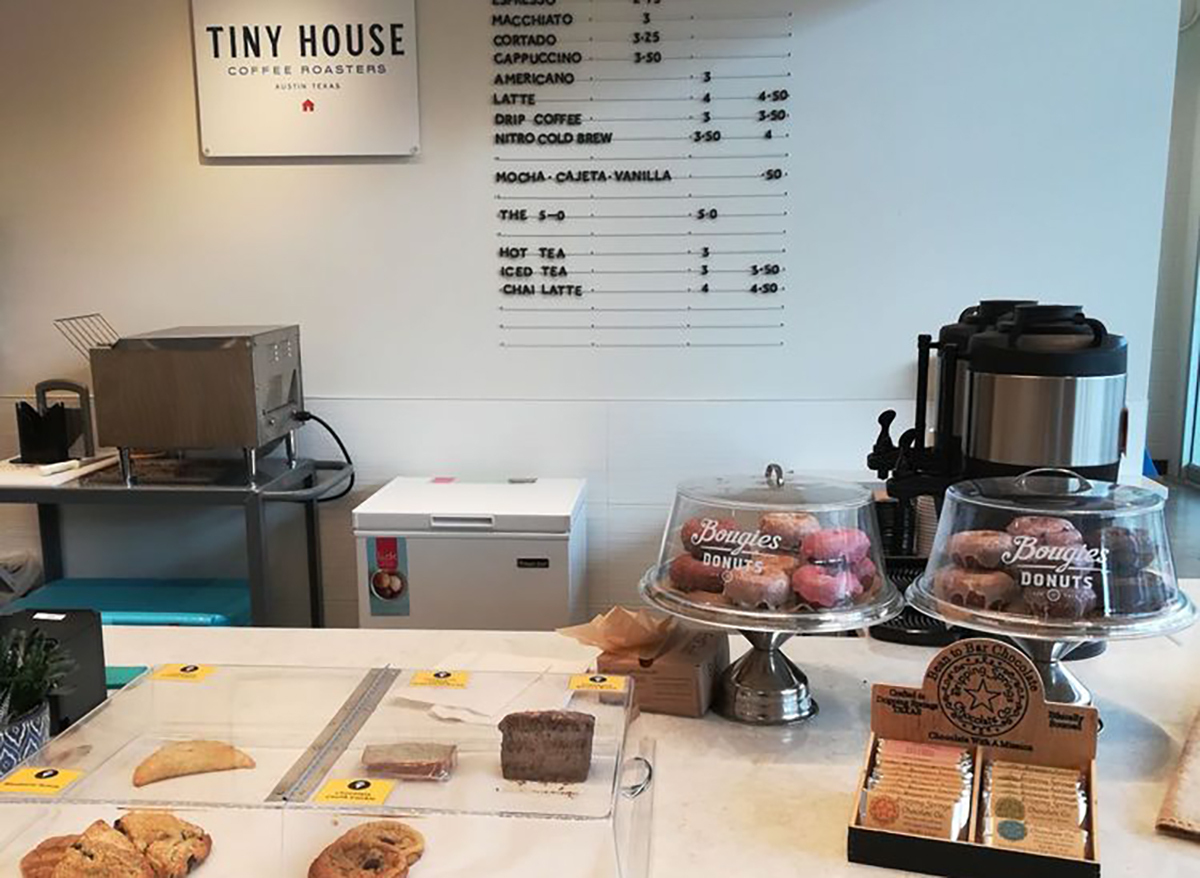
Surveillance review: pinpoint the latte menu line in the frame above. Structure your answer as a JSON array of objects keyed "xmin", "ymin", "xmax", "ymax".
[{"xmin": 492, "ymin": 0, "xmax": 797, "ymax": 350}]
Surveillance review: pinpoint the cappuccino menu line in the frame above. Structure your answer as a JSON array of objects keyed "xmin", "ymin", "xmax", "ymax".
[{"xmin": 491, "ymin": 0, "xmax": 797, "ymax": 350}]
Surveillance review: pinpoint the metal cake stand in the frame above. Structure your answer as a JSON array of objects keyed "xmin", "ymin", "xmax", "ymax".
[
  {"xmin": 640, "ymin": 566, "xmax": 905, "ymax": 724},
  {"xmin": 907, "ymin": 581, "xmax": 1196, "ymax": 706}
]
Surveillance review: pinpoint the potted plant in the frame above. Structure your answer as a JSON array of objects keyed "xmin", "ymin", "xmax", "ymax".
[{"xmin": 0, "ymin": 629, "xmax": 74, "ymax": 774}]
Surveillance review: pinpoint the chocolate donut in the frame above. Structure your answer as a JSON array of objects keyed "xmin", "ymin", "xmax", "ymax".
[
  {"xmin": 802, "ymin": 528, "xmax": 871, "ymax": 565},
  {"xmin": 933, "ymin": 567, "xmax": 1019, "ymax": 611},
  {"xmin": 669, "ymin": 554, "xmax": 726, "ymax": 593},
  {"xmin": 680, "ymin": 516, "xmax": 741, "ymax": 560},
  {"xmin": 948, "ymin": 530, "xmax": 1015, "ymax": 570},
  {"xmin": 1095, "ymin": 571, "xmax": 1172, "ymax": 616},
  {"xmin": 1023, "ymin": 584, "xmax": 1096, "ymax": 621},
  {"xmin": 1096, "ymin": 526, "xmax": 1154, "ymax": 576},
  {"xmin": 759, "ymin": 512, "xmax": 821, "ymax": 551},
  {"xmin": 792, "ymin": 564, "xmax": 862, "ymax": 608},
  {"xmin": 724, "ymin": 566, "xmax": 795, "ymax": 610},
  {"xmin": 1006, "ymin": 516, "xmax": 1083, "ymax": 546}
]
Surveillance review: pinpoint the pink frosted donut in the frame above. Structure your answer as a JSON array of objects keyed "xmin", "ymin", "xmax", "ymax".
[
  {"xmin": 791, "ymin": 564, "xmax": 863, "ymax": 608},
  {"xmin": 669, "ymin": 554, "xmax": 726, "ymax": 594},
  {"xmin": 1006, "ymin": 516, "xmax": 1082, "ymax": 546},
  {"xmin": 852, "ymin": 556, "xmax": 877, "ymax": 587},
  {"xmin": 759, "ymin": 512, "xmax": 821, "ymax": 550},
  {"xmin": 802, "ymin": 528, "xmax": 871, "ymax": 565},
  {"xmin": 724, "ymin": 566, "xmax": 795, "ymax": 610}
]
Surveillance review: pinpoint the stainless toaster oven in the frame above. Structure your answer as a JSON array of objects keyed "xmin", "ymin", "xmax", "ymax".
[{"xmin": 90, "ymin": 325, "xmax": 304, "ymax": 477}]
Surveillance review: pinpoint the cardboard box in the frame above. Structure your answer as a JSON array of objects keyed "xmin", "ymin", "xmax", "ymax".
[
  {"xmin": 847, "ymin": 638, "xmax": 1100, "ymax": 878},
  {"xmin": 597, "ymin": 629, "xmax": 729, "ymax": 718}
]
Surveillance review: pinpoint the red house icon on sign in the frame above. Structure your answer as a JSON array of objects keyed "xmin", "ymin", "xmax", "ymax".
[{"xmin": 302, "ymin": 99, "xmax": 315, "ymax": 113}]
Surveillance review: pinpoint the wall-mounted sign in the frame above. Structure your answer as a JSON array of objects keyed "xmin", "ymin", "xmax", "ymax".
[{"xmin": 191, "ymin": 0, "xmax": 420, "ymax": 157}]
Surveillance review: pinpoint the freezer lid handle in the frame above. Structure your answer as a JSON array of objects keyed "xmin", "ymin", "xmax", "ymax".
[{"xmin": 429, "ymin": 514, "xmax": 496, "ymax": 530}]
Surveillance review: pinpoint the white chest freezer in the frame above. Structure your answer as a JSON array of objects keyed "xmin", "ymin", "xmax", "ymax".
[{"xmin": 352, "ymin": 477, "xmax": 587, "ymax": 630}]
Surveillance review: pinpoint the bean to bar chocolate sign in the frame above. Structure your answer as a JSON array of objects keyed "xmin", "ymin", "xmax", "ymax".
[
  {"xmin": 493, "ymin": 0, "xmax": 796, "ymax": 350},
  {"xmin": 191, "ymin": 0, "xmax": 420, "ymax": 157}
]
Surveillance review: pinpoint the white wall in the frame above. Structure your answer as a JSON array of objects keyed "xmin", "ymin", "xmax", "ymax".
[{"xmin": 0, "ymin": 1, "xmax": 1180, "ymax": 625}]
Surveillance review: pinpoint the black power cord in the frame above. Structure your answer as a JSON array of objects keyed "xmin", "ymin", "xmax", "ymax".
[{"xmin": 295, "ymin": 410, "xmax": 355, "ymax": 502}]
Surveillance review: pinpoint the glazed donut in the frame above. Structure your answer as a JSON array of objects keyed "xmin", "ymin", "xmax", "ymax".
[
  {"xmin": 802, "ymin": 528, "xmax": 871, "ymax": 565},
  {"xmin": 758, "ymin": 553, "xmax": 802, "ymax": 576},
  {"xmin": 933, "ymin": 567, "xmax": 1019, "ymax": 612},
  {"xmin": 1006, "ymin": 516, "xmax": 1082, "ymax": 546},
  {"xmin": 948, "ymin": 531, "xmax": 1015, "ymax": 570},
  {"xmin": 1097, "ymin": 526, "xmax": 1153, "ymax": 576},
  {"xmin": 1023, "ymin": 584, "xmax": 1096, "ymax": 621},
  {"xmin": 724, "ymin": 566, "xmax": 795, "ymax": 610},
  {"xmin": 685, "ymin": 590, "xmax": 735, "ymax": 609},
  {"xmin": 791, "ymin": 564, "xmax": 863, "ymax": 608},
  {"xmin": 680, "ymin": 516, "xmax": 741, "ymax": 560},
  {"xmin": 759, "ymin": 512, "xmax": 821, "ymax": 551},
  {"xmin": 669, "ymin": 554, "xmax": 726, "ymax": 594}
]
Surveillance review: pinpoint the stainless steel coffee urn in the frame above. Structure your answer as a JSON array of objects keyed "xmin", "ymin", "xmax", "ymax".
[
  {"xmin": 869, "ymin": 301, "xmax": 1128, "ymax": 513},
  {"xmin": 963, "ymin": 305, "xmax": 1126, "ymax": 479}
]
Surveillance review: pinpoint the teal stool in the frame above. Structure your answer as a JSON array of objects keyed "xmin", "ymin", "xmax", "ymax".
[{"xmin": 9, "ymin": 578, "xmax": 252, "ymax": 626}]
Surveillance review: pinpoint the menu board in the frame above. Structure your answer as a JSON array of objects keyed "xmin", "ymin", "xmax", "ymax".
[{"xmin": 492, "ymin": 0, "xmax": 796, "ymax": 350}]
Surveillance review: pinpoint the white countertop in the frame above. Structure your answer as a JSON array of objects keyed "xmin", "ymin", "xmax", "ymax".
[{"xmin": 101, "ymin": 585, "xmax": 1200, "ymax": 878}]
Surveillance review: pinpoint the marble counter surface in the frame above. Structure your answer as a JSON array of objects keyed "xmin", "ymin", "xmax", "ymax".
[{"xmin": 100, "ymin": 587, "xmax": 1200, "ymax": 877}]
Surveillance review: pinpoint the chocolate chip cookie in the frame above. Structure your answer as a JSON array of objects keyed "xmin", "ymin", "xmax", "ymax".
[{"xmin": 308, "ymin": 821, "xmax": 425, "ymax": 878}]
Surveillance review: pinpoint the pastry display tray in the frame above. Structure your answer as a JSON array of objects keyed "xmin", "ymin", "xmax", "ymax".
[
  {"xmin": 0, "ymin": 799, "xmax": 652, "ymax": 878},
  {"xmin": 296, "ymin": 668, "xmax": 630, "ymax": 819},
  {"xmin": 0, "ymin": 665, "xmax": 636, "ymax": 820}
]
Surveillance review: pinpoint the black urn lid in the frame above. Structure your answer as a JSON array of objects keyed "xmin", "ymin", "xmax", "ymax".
[
  {"xmin": 938, "ymin": 299, "xmax": 1036, "ymax": 351},
  {"xmin": 968, "ymin": 304, "xmax": 1127, "ymax": 377}
]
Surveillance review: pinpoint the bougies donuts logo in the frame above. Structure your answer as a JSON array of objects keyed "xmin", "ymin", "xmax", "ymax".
[{"xmin": 936, "ymin": 648, "xmax": 1031, "ymax": 738}]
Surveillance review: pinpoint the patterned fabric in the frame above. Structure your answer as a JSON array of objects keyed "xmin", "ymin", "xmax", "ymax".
[{"xmin": 0, "ymin": 703, "xmax": 49, "ymax": 774}]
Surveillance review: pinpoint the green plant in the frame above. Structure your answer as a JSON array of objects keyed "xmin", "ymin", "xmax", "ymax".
[{"xmin": 0, "ymin": 629, "xmax": 74, "ymax": 725}]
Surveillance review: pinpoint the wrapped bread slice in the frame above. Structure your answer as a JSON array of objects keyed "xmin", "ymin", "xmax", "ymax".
[
  {"xmin": 132, "ymin": 740, "xmax": 255, "ymax": 788},
  {"xmin": 1158, "ymin": 709, "xmax": 1200, "ymax": 840}
]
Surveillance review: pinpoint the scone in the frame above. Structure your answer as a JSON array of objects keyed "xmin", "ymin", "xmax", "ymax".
[
  {"xmin": 51, "ymin": 821, "xmax": 154, "ymax": 878},
  {"xmin": 115, "ymin": 812, "xmax": 212, "ymax": 878},
  {"xmin": 308, "ymin": 821, "xmax": 425, "ymax": 878},
  {"xmin": 19, "ymin": 835, "xmax": 78, "ymax": 878},
  {"xmin": 133, "ymin": 740, "xmax": 255, "ymax": 787}
]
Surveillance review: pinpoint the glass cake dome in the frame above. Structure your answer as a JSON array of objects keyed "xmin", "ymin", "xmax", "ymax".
[
  {"xmin": 639, "ymin": 469, "xmax": 903, "ymax": 633},
  {"xmin": 908, "ymin": 470, "xmax": 1194, "ymax": 641},
  {"xmin": 639, "ymin": 466, "xmax": 903, "ymax": 725}
]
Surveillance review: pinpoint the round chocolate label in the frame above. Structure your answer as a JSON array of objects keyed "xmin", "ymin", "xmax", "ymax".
[{"xmin": 937, "ymin": 650, "xmax": 1031, "ymax": 738}]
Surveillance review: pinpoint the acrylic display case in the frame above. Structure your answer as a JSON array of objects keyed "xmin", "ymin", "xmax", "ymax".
[{"xmin": 0, "ymin": 665, "xmax": 653, "ymax": 878}]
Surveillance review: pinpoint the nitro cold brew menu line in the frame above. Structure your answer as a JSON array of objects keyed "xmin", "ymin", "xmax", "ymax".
[{"xmin": 492, "ymin": 0, "xmax": 795, "ymax": 349}]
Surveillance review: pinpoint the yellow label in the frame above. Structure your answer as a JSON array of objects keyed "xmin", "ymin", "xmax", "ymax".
[
  {"xmin": 409, "ymin": 670, "xmax": 470, "ymax": 689},
  {"xmin": 569, "ymin": 673, "xmax": 627, "ymax": 693},
  {"xmin": 0, "ymin": 768, "xmax": 83, "ymax": 796},
  {"xmin": 151, "ymin": 664, "xmax": 216, "ymax": 682},
  {"xmin": 313, "ymin": 778, "xmax": 396, "ymax": 805}
]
